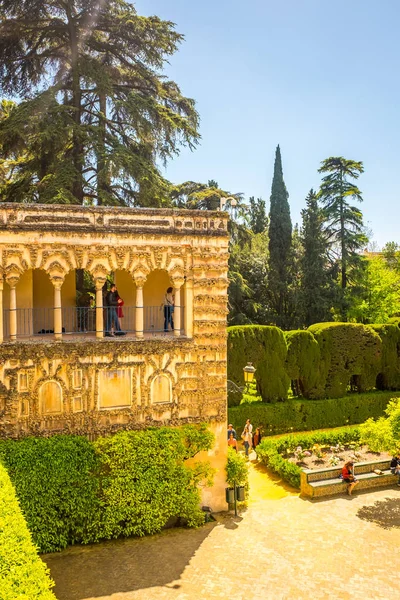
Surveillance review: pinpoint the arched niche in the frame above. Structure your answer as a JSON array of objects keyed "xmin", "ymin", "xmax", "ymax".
[
  {"xmin": 39, "ymin": 380, "xmax": 63, "ymax": 414},
  {"xmin": 150, "ymin": 374, "xmax": 172, "ymax": 404}
]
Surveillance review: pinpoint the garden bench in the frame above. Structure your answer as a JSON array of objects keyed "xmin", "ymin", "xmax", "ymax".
[{"xmin": 300, "ymin": 459, "xmax": 398, "ymax": 498}]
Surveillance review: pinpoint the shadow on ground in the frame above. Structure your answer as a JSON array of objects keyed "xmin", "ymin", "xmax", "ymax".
[
  {"xmin": 357, "ymin": 497, "xmax": 400, "ymax": 529},
  {"xmin": 42, "ymin": 523, "xmax": 217, "ymax": 600}
]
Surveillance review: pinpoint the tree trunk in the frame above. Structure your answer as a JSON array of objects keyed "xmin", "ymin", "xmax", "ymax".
[
  {"xmin": 67, "ymin": 1, "xmax": 84, "ymax": 204},
  {"xmin": 97, "ymin": 92, "xmax": 107, "ymax": 205}
]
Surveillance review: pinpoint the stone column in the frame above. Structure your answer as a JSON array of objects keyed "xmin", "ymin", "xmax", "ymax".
[
  {"xmin": 135, "ymin": 284, "xmax": 144, "ymax": 338},
  {"xmin": 7, "ymin": 277, "xmax": 19, "ymax": 342},
  {"xmin": 0, "ymin": 278, "xmax": 3, "ymax": 344},
  {"xmin": 52, "ymin": 278, "xmax": 63, "ymax": 340},
  {"xmin": 173, "ymin": 279, "xmax": 184, "ymax": 338},
  {"xmin": 95, "ymin": 279, "xmax": 105, "ymax": 338},
  {"xmin": 183, "ymin": 278, "xmax": 193, "ymax": 338}
]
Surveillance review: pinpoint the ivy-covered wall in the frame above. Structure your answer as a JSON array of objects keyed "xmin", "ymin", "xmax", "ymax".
[
  {"xmin": 228, "ymin": 322, "xmax": 400, "ymax": 402},
  {"xmin": 0, "ymin": 425, "xmax": 214, "ymax": 553}
]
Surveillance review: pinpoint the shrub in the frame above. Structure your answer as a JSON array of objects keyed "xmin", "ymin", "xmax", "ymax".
[
  {"xmin": 370, "ymin": 323, "xmax": 400, "ymax": 390},
  {"xmin": 0, "ymin": 462, "xmax": 56, "ymax": 599},
  {"xmin": 228, "ymin": 391, "xmax": 399, "ymax": 437},
  {"xmin": 256, "ymin": 426, "xmax": 361, "ymax": 488},
  {"xmin": 308, "ymin": 323, "xmax": 382, "ymax": 398},
  {"xmin": 225, "ymin": 448, "xmax": 248, "ymax": 488},
  {"xmin": 284, "ymin": 330, "xmax": 321, "ymax": 397},
  {"xmin": 227, "ymin": 325, "xmax": 289, "ymax": 402},
  {"xmin": 359, "ymin": 397, "xmax": 400, "ymax": 453},
  {"xmin": 0, "ymin": 425, "xmax": 214, "ymax": 553}
]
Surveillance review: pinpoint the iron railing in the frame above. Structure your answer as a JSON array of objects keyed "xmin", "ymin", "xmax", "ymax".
[{"xmin": 2, "ymin": 305, "xmax": 184, "ymax": 339}]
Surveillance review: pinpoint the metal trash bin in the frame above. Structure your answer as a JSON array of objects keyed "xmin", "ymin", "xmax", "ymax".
[
  {"xmin": 225, "ymin": 488, "xmax": 235, "ymax": 504},
  {"xmin": 236, "ymin": 486, "xmax": 245, "ymax": 502}
]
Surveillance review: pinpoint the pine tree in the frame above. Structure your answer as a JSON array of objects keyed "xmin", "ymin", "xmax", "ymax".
[
  {"xmin": 318, "ymin": 157, "xmax": 367, "ymax": 290},
  {"xmin": 267, "ymin": 145, "xmax": 293, "ymax": 327},
  {"xmin": 0, "ymin": 0, "xmax": 199, "ymax": 205},
  {"xmin": 300, "ymin": 189, "xmax": 337, "ymax": 326}
]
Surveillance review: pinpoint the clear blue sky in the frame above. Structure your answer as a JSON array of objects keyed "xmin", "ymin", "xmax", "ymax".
[{"xmin": 135, "ymin": 0, "xmax": 399, "ymax": 248}]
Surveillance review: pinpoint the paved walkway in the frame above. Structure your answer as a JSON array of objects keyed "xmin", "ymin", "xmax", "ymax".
[{"xmin": 43, "ymin": 454, "xmax": 400, "ymax": 600}]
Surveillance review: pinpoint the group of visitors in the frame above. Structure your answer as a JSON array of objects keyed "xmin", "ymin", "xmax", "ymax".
[{"xmin": 227, "ymin": 420, "xmax": 262, "ymax": 458}]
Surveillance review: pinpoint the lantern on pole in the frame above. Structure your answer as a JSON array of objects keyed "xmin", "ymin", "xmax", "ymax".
[{"xmin": 243, "ymin": 362, "xmax": 256, "ymax": 393}]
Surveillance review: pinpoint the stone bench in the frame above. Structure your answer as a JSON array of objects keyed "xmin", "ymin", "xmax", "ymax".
[{"xmin": 300, "ymin": 459, "xmax": 398, "ymax": 498}]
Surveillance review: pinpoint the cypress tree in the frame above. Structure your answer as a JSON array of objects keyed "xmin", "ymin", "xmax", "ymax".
[
  {"xmin": 300, "ymin": 189, "xmax": 337, "ymax": 326},
  {"xmin": 267, "ymin": 145, "xmax": 292, "ymax": 327}
]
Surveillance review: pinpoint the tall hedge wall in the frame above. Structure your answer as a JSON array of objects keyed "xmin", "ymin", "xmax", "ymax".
[
  {"xmin": 284, "ymin": 330, "xmax": 321, "ymax": 398},
  {"xmin": 228, "ymin": 322, "xmax": 400, "ymax": 402},
  {"xmin": 227, "ymin": 325, "xmax": 289, "ymax": 402},
  {"xmin": 0, "ymin": 462, "xmax": 56, "ymax": 599},
  {"xmin": 307, "ymin": 323, "xmax": 382, "ymax": 398},
  {"xmin": 228, "ymin": 391, "xmax": 399, "ymax": 436},
  {"xmin": 0, "ymin": 425, "xmax": 214, "ymax": 553}
]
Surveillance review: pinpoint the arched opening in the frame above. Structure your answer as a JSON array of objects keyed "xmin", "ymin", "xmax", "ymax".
[
  {"xmin": 144, "ymin": 270, "xmax": 172, "ymax": 334},
  {"xmin": 150, "ymin": 373, "xmax": 172, "ymax": 404},
  {"xmin": 39, "ymin": 380, "xmax": 63, "ymax": 414},
  {"xmin": 3, "ymin": 269, "xmax": 77, "ymax": 339},
  {"xmin": 113, "ymin": 270, "xmax": 136, "ymax": 333}
]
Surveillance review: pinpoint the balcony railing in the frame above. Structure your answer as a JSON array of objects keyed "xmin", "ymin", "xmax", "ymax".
[{"xmin": 2, "ymin": 306, "xmax": 184, "ymax": 340}]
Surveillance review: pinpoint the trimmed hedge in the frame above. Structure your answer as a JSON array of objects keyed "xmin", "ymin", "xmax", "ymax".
[
  {"xmin": 0, "ymin": 425, "xmax": 214, "ymax": 553},
  {"xmin": 0, "ymin": 462, "xmax": 55, "ymax": 599},
  {"xmin": 284, "ymin": 330, "xmax": 321, "ymax": 397},
  {"xmin": 371, "ymin": 323, "xmax": 400, "ymax": 390},
  {"xmin": 307, "ymin": 323, "xmax": 382, "ymax": 398},
  {"xmin": 228, "ymin": 391, "xmax": 400, "ymax": 437},
  {"xmin": 256, "ymin": 426, "xmax": 361, "ymax": 488},
  {"xmin": 227, "ymin": 325, "xmax": 289, "ymax": 402},
  {"xmin": 228, "ymin": 322, "xmax": 400, "ymax": 402}
]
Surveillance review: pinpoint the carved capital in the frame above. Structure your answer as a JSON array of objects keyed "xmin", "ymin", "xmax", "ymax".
[
  {"xmin": 50, "ymin": 276, "xmax": 64, "ymax": 290},
  {"xmin": 94, "ymin": 277, "xmax": 106, "ymax": 291}
]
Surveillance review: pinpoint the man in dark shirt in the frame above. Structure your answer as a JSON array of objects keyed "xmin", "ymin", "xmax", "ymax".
[
  {"xmin": 105, "ymin": 283, "xmax": 122, "ymax": 337},
  {"xmin": 227, "ymin": 424, "xmax": 236, "ymax": 440},
  {"xmin": 390, "ymin": 454, "xmax": 400, "ymax": 485}
]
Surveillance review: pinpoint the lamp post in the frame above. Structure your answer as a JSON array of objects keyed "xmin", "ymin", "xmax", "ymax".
[{"xmin": 243, "ymin": 362, "xmax": 256, "ymax": 394}]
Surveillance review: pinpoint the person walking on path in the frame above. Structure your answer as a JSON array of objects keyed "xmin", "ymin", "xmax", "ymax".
[
  {"xmin": 163, "ymin": 287, "xmax": 174, "ymax": 332},
  {"xmin": 242, "ymin": 419, "xmax": 253, "ymax": 458},
  {"xmin": 227, "ymin": 424, "xmax": 237, "ymax": 440},
  {"xmin": 341, "ymin": 461, "xmax": 358, "ymax": 496},
  {"xmin": 252, "ymin": 427, "xmax": 262, "ymax": 449}
]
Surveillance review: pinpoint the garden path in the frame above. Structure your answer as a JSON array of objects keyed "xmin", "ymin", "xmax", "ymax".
[{"xmin": 44, "ymin": 452, "xmax": 400, "ymax": 600}]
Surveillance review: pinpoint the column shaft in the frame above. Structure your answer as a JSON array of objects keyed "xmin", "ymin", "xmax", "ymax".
[
  {"xmin": 9, "ymin": 285, "xmax": 17, "ymax": 341},
  {"xmin": 96, "ymin": 287, "xmax": 103, "ymax": 338},
  {"xmin": 54, "ymin": 286, "xmax": 62, "ymax": 340},
  {"xmin": 0, "ymin": 280, "xmax": 3, "ymax": 344},
  {"xmin": 135, "ymin": 286, "xmax": 144, "ymax": 338},
  {"xmin": 174, "ymin": 287, "xmax": 181, "ymax": 337}
]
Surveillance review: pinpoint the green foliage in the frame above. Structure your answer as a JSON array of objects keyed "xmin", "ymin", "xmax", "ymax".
[
  {"xmin": 359, "ymin": 397, "xmax": 400, "ymax": 453},
  {"xmin": 0, "ymin": 1, "xmax": 199, "ymax": 205},
  {"xmin": 228, "ymin": 391, "xmax": 398, "ymax": 437},
  {"xmin": 0, "ymin": 462, "xmax": 56, "ymax": 599},
  {"xmin": 348, "ymin": 257, "xmax": 400, "ymax": 324},
  {"xmin": 240, "ymin": 381, "xmax": 262, "ymax": 404},
  {"xmin": 249, "ymin": 196, "xmax": 268, "ymax": 234},
  {"xmin": 308, "ymin": 322, "xmax": 382, "ymax": 398},
  {"xmin": 225, "ymin": 448, "xmax": 248, "ymax": 487},
  {"xmin": 267, "ymin": 145, "xmax": 293, "ymax": 327},
  {"xmin": 227, "ymin": 325, "xmax": 290, "ymax": 402},
  {"xmin": 256, "ymin": 426, "xmax": 361, "ymax": 488},
  {"xmin": 0, "ymin": 426, "xmax": 214, "ymax": 553},
  {"xmin": 284, "ymin": 330, "xmax": 321, "ymax": 397}
]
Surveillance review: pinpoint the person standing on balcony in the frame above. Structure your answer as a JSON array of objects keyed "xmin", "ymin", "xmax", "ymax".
[
  {"xmin": 105, "ymin": 283, "xmax": 123, "ymax": 337},
  {"xmin": 163, "ymin": 287, "xmax": 174, "ymax": 332}
]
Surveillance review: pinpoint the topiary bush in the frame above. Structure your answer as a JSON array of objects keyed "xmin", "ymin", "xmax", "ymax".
[
  {"xmin": 228, "ymin": 391, "xmax": 399, "ymax": 437},
  {"xmin": 0, "ymin": 425, "xmax": 215, "ymax": 553},
  {"xmin": 256, "ymin": 426, "xmax": 361, "ymax": 488},
  {"xmin": 284, "ymin": 330, "xmax": 321, "ymax": 397},
  {"xmin": 370, "ymin": 323, "xmax": 400, "ymax": 390},
  {"xmin": 227, "ymin": 325, "xmax": 290, "ymax": 402},
  {"xmin": 307, "ymin": 323, "xmax": 382, "ymax": 398},
  {"xmin": 0, "ymin": 462, "xmax": 56, "ymax": 599}
]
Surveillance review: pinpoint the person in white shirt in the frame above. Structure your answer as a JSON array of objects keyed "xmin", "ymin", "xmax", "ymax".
[{"xmin": 163, "ymin": 287, "xmax": 175, "ymax": 332}]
